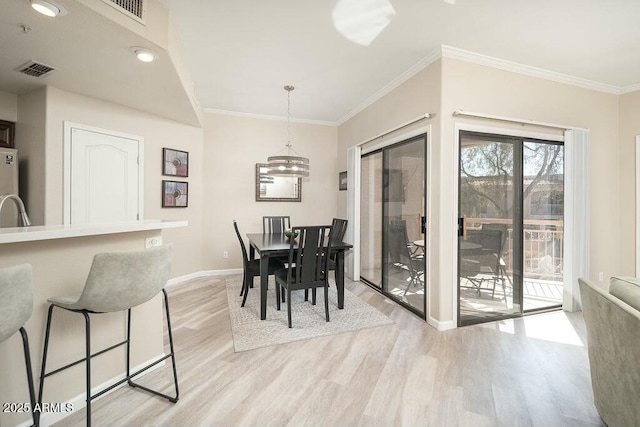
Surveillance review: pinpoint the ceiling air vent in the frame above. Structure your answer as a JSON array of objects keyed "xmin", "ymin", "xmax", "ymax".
[
  {"xmin": 15, "ymin": 61, "xmax": 56, "ymax": 78},
  {"xmin": 102, "ymin": 0, "xmax": 145, "ymax": 23}
]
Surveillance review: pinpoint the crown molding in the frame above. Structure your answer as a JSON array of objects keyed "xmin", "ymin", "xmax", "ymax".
[
  {"xmin": 336, "ymin": 47, "xmax": 442, "ymax": 126},
  {"xmin": 207, "ymin": 45, "xmax": 637, "ymax": 128},
  {"xmin": 440, "ymin": 45, "xmax": 622, "ymax": 95},
  {"xmin": 204, "ymin": 108, "xmax": 336, "ymax": 126},
  {"xmin": 621, "ymin": 83, "xmax": 640, "ymax": 95}
]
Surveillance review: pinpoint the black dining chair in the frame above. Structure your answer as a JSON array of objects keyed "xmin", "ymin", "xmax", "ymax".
[
  {"xmin": 275, "ymin": 225, "xmax": 333, "ymax": 328},
  {"xmin": 234, "ymin": 220, "xmax": 284, "ymax": 307},
  {"xmin": 328, "ymin": 218, "xmax": 348, "ymax": 265},
  {"xmin": 310, "ymin": 218, "xmax": 348, "ymax": 304},
  {"xmin": 263, "ymin": 216, "xmax": 291, "ymax": 234}
]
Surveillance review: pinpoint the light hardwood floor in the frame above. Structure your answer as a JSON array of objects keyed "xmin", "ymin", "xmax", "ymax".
[{"xmin": 53, "ymin": 275, "xmax": 604, "ymax": 427}]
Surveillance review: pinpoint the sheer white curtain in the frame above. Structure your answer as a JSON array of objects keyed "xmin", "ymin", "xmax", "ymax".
[
  {"xmin": 346, "ymin": 145, "xmax": 361, "ymax": 280},
  {"xmin": 564, "ymin": 129, "xmax": 590, "ymax": 311}
]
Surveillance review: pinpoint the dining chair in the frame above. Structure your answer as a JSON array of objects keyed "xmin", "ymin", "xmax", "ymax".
[
  {"xmin": 274, "ymin": 225, "xmax": 333, "ymax": 328},
  {"xmin": 234, "ymin": 220, "xmax": 284, "ymax": 307},
  {"xmin": 311, "ymin": 218, "xmax": 348, "ymax": 304},
  {"xmin": 0, "ymin": 264, "xmax": 38, "ymax": 427},
  {"xmin": 263, "ymin": 216, "xmax": 291, "ymax": 234},
  {"xmin": 38, "ymin": 245, "xmax": 179, "ymax": 427}
]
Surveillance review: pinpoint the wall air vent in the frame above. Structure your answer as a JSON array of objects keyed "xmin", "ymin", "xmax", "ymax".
[
  {"xmin": 102, "ymin": 0, "xmax": 145, "ymax": 24},
  {"xmin": 15, "ymin": 61, "xmax": 56, "ymax": 78}
]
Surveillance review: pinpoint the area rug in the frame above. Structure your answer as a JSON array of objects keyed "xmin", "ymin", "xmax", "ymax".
[{"xmin": 226, "ymin": 277, "xmax": 393, "ymax": 352}]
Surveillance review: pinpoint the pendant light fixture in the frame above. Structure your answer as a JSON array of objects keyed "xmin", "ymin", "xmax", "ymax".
[{"xmin": 267, "ymin": 85, "xmax": 310, "ymax": 178}]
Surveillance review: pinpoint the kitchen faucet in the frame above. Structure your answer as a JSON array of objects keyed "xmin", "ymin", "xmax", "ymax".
[{"xmin": 0, "ymin": 194, "xmax": 31, "ymax": 227}]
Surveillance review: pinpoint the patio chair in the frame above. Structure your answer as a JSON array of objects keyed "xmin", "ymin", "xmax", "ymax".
[
  {"xmin": 387, "ymin": 220, "xmax": 424, "ymax": 296},
  {"xmin": 482, "ymin": 223, "xmax": 513, "ymax": 289},
  {"xmin": 459, "ymin": 229, "xmax": 507, "ymax": 303}
]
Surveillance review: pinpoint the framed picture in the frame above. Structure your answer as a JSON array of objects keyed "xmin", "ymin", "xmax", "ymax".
[
  {"xmin": 163, "ymin": 148, "xmax": 189, "ymax": 177},
  {"xmin": 339, "ymin": 171, "xmax": 347, "ymax": 191},
  {"xmin": 162, "ymin": 180, "xmax": 188, "ymax": 207}
]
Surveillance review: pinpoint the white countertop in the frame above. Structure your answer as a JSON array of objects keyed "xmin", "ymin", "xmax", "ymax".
[{"xmin": 0, "ymin": 220, "xmax": 188, "ymax": 244}]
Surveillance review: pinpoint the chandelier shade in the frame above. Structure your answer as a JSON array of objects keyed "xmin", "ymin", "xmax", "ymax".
[
  {"xmin": 267, "ymin": 153, "xmax": 310, "ymax": 177},
  {"xmin": 266, "ymin": 85, "xmax": 310, "ymax": 178}
]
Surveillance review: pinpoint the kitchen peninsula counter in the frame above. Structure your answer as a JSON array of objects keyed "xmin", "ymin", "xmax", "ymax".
[{"xmin": 0, "ymin": 219, "xmax": 187, "ymax": 244}]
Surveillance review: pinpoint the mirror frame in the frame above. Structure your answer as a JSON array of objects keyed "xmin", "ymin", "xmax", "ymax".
[{"xmin": 255, "ymin": 163, "xmax": 302, "ymax": 202}]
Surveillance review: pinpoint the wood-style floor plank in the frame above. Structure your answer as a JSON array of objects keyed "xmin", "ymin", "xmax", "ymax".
[{"xmin": 51, "ymin": 275, "xmax": 604, "ymax": 427}]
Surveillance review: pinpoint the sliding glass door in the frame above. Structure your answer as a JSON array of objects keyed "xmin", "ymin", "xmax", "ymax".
[
  {"xmin": 361, "ymin": 135, "xmax": 426, "ymax": 317},
  {"xmin": 458, "ymin": 131, "xmax": 564, "ymax": 326}
]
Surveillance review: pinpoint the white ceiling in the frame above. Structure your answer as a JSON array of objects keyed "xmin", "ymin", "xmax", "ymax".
[{"xmin": 1, "ymin": 0, "xmax": 639, "ymax": 125}]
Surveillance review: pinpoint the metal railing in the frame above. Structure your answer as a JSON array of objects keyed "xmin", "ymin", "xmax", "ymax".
[{"xmin": 466, "ymin": 218, "xmax": 564, "ymax": 281}]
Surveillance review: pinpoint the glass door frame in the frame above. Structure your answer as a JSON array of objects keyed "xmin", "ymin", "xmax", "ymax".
[
  {"xmin": 457, "ymin": 130, "xmax": 564, "ymax": 327},
  {"xmin": 360, "ymin": 134, "xmax": 427, "ymax": 319}
]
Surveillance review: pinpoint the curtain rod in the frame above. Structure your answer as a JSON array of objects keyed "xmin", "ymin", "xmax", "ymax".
[
  {"xmin": 453, "ymin": 110, "xmax": 589, "ymax": 132},
  {"xmin": 358, "ymin": 113, "xmax": 434, "ymax": 146}
]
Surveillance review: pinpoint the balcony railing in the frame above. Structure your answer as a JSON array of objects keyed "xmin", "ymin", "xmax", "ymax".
[{"xmin": 466, "ymin": 217, "xmax": 564, "ymax": 281}]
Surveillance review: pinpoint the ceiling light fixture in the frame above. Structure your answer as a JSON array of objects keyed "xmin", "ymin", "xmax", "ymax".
[
  {"xmin": 131, "ymin": 47, "xmax": 157, "ymax": 63},
  {"xmin": 30, "ymin": 0, "xmax": 64, "ymax": 17},
  {"xmin": 332, "ymin": 0, "xmax": 395, "ymax": 46},
  {"xmin": 267, "ymin": 85, "xmax": 309, "ymax": 178}
]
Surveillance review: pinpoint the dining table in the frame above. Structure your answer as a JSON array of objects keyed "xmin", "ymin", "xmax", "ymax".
[{"xmin": 246, "ymin": 232, "xmax": 353, "ymax": 320}]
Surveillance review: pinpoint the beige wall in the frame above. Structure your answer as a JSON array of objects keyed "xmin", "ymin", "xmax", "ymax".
[
  {"xmin": 203, "ymin": 112, "xmax": 338, "ymax": 270},
  {"xmin": 0, "ymin": 90, "xmax": 17, "ymax": 121},
  {"xmin": 17, "ymin": 88, "xmax": 47, "ymax": 226},
  {"xmin": 337, "ymin": 59, "xmax": 442, "ymax": 320},
  {"xmin": 439, "ymin": 58, "xmax": 620, "ymax": 323},
  {"xmin": 337, "ymin": 57, "xmax": 623, "ymax": 326},
  {"xmin": 42, "ymin": 87, "xmax": 204, "ymax": 277},
  {"xmin": 618, "ymin": 89, "xmax": 640, "ymax": 274}
]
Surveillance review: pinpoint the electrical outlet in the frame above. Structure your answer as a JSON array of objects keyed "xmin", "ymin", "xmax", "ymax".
[
  {"xmin": 145, "ymin": 236, "xmax": 163, "ymax": 249},
  {"xmin": 223, "ymin": 251, "xmax": 229, "ymax": 259},
  {"xmin": 598, "ymin": 272, "xmax": 604, "ymax": 281}
]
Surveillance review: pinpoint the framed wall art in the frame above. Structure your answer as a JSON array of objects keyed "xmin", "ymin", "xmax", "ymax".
[
  {"xmin": 339, "ymin": 171, "xmax": 347, "ymax": 191},
  {"xmin": 162, "ymin": 180, "xmax": 188, "ymax": 207},
  {"xmin": 163, "ymin": 148, "xmax": 189, "ymax": 177}
]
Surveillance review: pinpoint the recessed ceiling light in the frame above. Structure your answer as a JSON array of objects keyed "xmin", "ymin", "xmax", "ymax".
[
  {"xmin": 131, "ymin": 47, "xmax": 157, "ymax": 63},
  {"xmin": 30, "ymin": 0, "xmax": 66, "ymax": 17}
]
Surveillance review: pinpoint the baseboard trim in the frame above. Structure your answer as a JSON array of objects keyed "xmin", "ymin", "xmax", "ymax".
[
  {"xmin": 427, "ymin": 317, "xmax": 456, "ymax": 331},
  {"xmin": 24, "ymin": 354, "xmax": 167, "ymax": 427},
  {"xmin": 166, "ymin": 269, "xmax": 243, "ymax": 288}
]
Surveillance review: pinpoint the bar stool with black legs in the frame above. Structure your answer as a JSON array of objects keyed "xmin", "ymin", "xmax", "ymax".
[
  {"xmin": 37, "ymin": 245, "xmax": 178, "ymax": 427},
  {"xmin": 0, "ymin": 263, "xmax": 37, "ymax": 427}
]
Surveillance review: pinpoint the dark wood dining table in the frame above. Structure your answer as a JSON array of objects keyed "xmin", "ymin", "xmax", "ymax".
[{"xmin": 246, "ymin": 233, "xmax": 353, "ymax": 320}]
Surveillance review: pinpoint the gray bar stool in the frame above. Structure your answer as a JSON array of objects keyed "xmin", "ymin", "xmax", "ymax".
[
  {"xmin": 37, "ymin": 245, "xmax": 179, "ymax": 427},
  {"xmin": 0, "ymin": 264, "xmax": 37, "ymax": 427}
]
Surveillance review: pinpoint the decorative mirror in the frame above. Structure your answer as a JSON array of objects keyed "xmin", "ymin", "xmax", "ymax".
[{"xmin": 255, "ymin": 163, "xmax": 302, "ymax": 202}]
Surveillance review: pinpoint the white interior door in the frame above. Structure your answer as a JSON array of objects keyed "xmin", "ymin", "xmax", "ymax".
[{"xmin": 64, "ymin": 122, "xmax": 143, "ymax": 225}]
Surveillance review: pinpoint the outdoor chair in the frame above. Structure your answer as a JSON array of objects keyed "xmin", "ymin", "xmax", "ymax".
[
  {"xmin": 387, "ymin": 220, "xmax": 424, "ymax": 296},
  {"xmin": 459, "ymin": 229, "xmax": 507, "ymax": 303}
]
